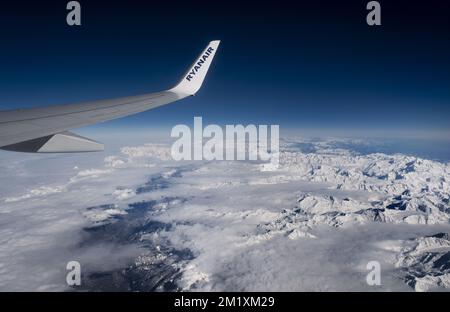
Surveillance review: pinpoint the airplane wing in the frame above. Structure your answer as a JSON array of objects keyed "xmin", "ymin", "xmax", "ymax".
[{"xmin": 0, "ymin": 40, "xmax": 220, "ymax": 153}]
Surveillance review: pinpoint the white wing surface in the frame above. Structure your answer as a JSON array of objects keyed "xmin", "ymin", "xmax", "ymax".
[{"xmin": 0, "ymin": 40, "xmax": 220, "ymax": 153}]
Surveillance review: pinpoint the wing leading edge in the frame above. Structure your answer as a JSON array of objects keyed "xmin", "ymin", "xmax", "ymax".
[{"xmin": 0, "ymin": 40, "xmax": 220, "ymax": 153}]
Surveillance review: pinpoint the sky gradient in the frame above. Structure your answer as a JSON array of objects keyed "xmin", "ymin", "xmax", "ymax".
[{"xmin": 0, "ymin": 0, "xmax": 449, "ymax": 133}]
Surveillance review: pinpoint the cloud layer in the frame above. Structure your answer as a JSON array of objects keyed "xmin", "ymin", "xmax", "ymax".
[{"xmin": 0, "ymin": 136, "xmax": 449, "ymax": 291}]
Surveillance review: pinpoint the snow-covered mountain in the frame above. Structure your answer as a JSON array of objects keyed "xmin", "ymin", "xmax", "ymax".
[
  {"xmin": 269, "ymin": 139, "xmax": 450, "ymax": 227},
  {"xmin": 0, "ymin": 136, "xmax": 449, "ymax": 291}
]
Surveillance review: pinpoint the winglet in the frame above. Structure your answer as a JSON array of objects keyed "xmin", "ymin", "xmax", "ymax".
[{"xmin": 170, "ymin": 40, "xmax": 220, "ymax": 96}]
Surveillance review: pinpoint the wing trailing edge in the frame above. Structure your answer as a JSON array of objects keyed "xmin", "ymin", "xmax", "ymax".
[{"xmin": 0, "ymin": 131, "xmax": 103, "ymax": 153}]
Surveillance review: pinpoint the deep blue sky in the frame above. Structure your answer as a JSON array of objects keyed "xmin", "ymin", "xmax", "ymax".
[{"xmin": 0, "ymin": 0, "xmax": 449, "ymax": 133}]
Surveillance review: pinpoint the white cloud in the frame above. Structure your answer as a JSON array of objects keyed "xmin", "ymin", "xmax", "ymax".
[{"xmin": 0, "ymin": 136, "xmax": 449, "ymax": 291}]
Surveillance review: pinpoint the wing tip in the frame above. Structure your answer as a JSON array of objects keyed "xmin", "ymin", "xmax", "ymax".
[{"xmin": 170, "ymin": 40, "xmax": 220, "ymax": 96}]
